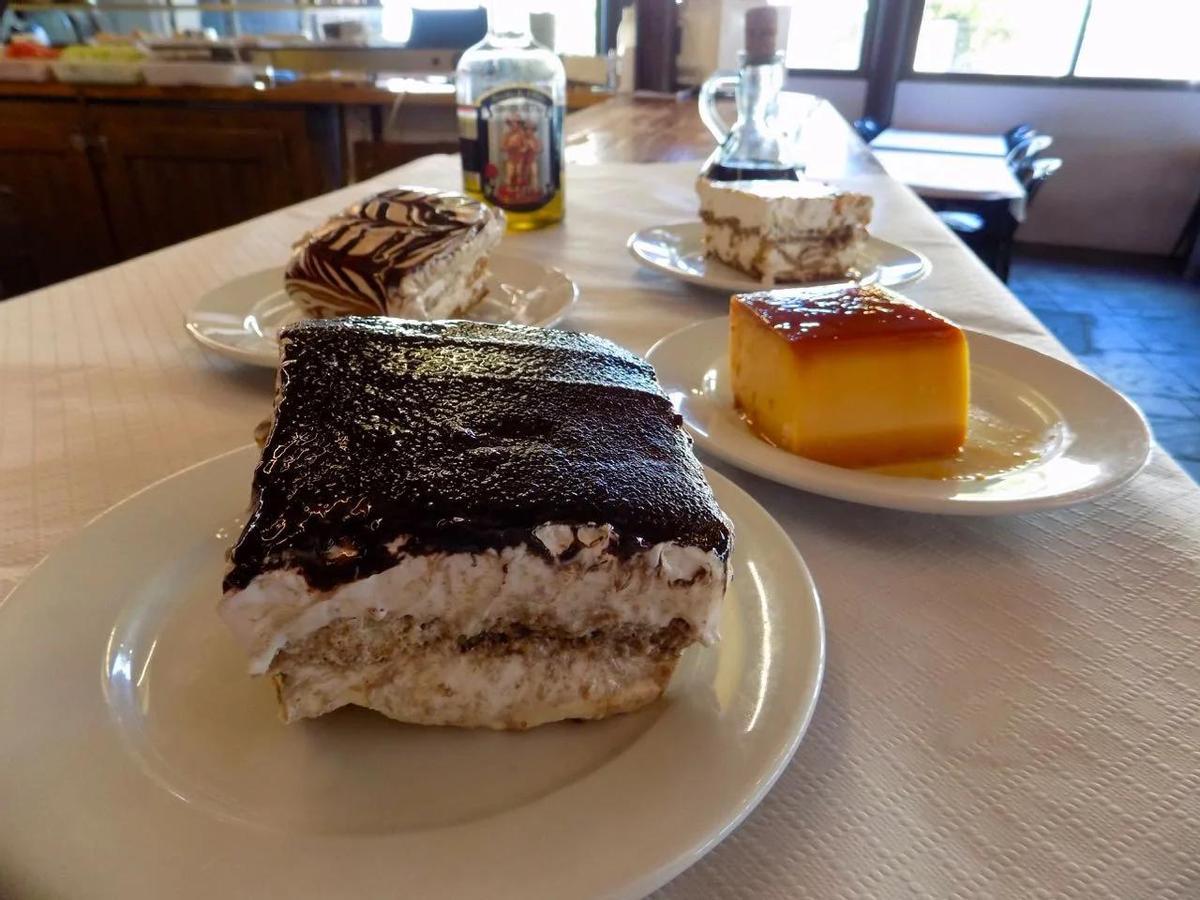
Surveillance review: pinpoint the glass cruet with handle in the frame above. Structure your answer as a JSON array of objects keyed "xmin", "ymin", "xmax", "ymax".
[{"xmin": 699, "ymin": 5, "xmax": 799, "ymax": 182}]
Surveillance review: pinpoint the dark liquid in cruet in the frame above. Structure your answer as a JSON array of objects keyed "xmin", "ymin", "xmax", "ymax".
[{"xmin": 702, "ymin": 162, "xmax": 800, "ymax": 182}]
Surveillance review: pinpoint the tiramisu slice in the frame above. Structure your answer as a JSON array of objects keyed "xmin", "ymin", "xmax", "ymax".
[
  {"xmin": 284, "ymin": 187, "xmax": 505, "ymax": 320},
  {"xmin": 220, "ymin": 317, "xmax": 732, "ymax": 730},
  {"xmin": 697, "ymin": 177, "xmax": 873, "ymax": 285}
]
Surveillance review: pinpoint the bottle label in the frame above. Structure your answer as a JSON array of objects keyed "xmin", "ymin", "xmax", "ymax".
[{"xmin": 459, "ymin": 86, "xmax": 562, "ymax": 213}]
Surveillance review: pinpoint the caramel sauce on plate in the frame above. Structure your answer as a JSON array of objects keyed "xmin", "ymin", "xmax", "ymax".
[
  {"xmin": 867, "ymin": 407, "xmax": 1051, "ymax": 482},
  {"xmin": 738, "ymin": 405, "xmax": 1052, "ymax": 483}
]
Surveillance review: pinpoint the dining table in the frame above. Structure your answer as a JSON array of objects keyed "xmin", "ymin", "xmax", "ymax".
[
  {"xmin": 872, "ymin": 146, "xmax": 1029, "ymax": 219},
  {"xmin": 1, "ymin": 94, "xmax": 1197, "ymax": 899},
  {"xmin": 872, "ymin": 127, "xmax": 1009, "ymax": 158}
]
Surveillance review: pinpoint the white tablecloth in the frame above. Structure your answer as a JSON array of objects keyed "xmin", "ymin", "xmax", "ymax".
[
  {"xmin": 1, "ymin": 156, "xmax": 1197, "ymax": 899},
  {"xmin": 874, "ymin": 128, "xmax": 1008, "ymax": 157}
]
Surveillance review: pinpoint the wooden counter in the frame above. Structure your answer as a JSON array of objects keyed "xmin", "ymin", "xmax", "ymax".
[
  {"xmin": 563, "ymin": 93, "xmax": 880, "ymax": 178},
  {"xmin": 564, "ymin": 94, "xmax": 718, "ymax": 164},
  {"xmin": 0, "ymin": 92, "xmax": 849, "ymax": 297},
  {"xmin": 0, "ymin": 78, "xmax": 611, "ymax": 109},
  {"xmin": 0, "ymin": 77, "xmax": 611, "ymax": 294}
]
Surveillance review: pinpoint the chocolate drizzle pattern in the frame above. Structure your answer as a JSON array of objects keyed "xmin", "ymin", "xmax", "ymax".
[
  {"xmin": 225, "ymin": 318, "xmax": 732, "ymax": 592},
  {"xmin": 284, "ymin": 187, "xmax": 502, "ymax": 314}
]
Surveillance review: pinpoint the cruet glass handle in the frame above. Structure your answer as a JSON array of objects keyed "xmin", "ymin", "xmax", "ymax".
[{"xmin": 698, "ymin": 72, "xmax": 740, "ymax": 144}]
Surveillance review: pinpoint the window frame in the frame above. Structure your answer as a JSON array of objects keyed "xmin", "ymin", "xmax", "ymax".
[
  {"xmin": 782, "ymin": 0, "xmax": 881, "ymax": 78},
  {"xmin": 900, "ymin": 0, "xmax": 1200, "ymax": 91}
]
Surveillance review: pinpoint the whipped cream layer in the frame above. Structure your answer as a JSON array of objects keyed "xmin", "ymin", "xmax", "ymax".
[
  {"xmin": 221, "ymin": 522, "xmax": 727, "ymax": 676},
  {"xmin": 696, "ymin": 176, "xmax": 873, "ymax": 240},
  {"xmin": 392, "ymin": 224, "xmax": 495, "ymax": 318},
  {"xmin": 705, "ymin": 219, "xmax": 867, "ymax": 284}
]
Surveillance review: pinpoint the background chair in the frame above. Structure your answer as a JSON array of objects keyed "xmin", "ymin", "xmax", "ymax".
[
  {"xmin": 852, "ymin": 117, "xmax": 884, "ymax": 144},
  {"xmin": 1006, "ymin": 133, "xmax": 1054, "ymax": 168},
  {"xmin": 936, "ymin": 156, "xmax": 1064, "ymax": 282},
  {"xmin": 1015, "ymin": 156, "xmax": 1063, "ymax": 204},
  {"xmin": 1003, "ymin": 123, "xmax": 1036, "ymax": 150},
  {"xmin": 1171, "ymin": 190, "xmax": 1200, "ymax": 280}
]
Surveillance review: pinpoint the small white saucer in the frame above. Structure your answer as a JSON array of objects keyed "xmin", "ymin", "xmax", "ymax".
[
  {"xmin": 647, "ymin": 317, "xmax": 1152, "ymax": 515},
  {"xmin": 627, "ymin": 222, "xmax": 930, "ymax": 293},
  {"xmin": 185, "ymin": 255, "xmax": 578, "ymax": 367}
]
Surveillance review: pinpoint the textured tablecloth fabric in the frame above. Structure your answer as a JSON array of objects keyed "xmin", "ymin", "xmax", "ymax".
[{"xmin": 1, "ymin": 155, "xmax": 1197, "ymax": 899}]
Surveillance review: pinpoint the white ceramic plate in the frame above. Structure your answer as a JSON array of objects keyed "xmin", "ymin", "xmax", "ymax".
[
  {"xmin": 185, "ymin": 255, "xmax": 579, "ymax": 367},
  {"xmin": 627, "ymin": 221, "xmax": 930, "ymax": 293},
  {"xmin": 0, "ymin": 446, "xmax": 823, "ymax": 899},
  {"xmin": 647, "ymin": 317, "xmax": 1152, "ymax": 515}
]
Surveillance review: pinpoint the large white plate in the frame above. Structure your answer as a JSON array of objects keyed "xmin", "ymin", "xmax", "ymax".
[
  {"xmin": 185, "ymin": 255, "xmax": 578, "ymax": 367},
  {"xmin": 627, "ymin": 221, "xmax": 930, "ymax": 292},
  {"xmin": 647, "ymin": 317, "xmax": 1152, "ymax": 515},
  {"xmin": 0, "ymin": 446, "xmax": 823, "ymax": 899}
]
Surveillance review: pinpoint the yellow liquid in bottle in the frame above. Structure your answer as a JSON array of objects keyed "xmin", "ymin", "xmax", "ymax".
[{"xmin": 463, "ymin": 181, "xmax": 564, "ymax": 231}]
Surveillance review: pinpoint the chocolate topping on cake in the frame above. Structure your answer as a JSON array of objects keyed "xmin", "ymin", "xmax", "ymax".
[
  {"xmin": 284, "ymin": 187, "xmax": 501, "ymax": 314},
  {"xmin": 224, "ymin": 318, "xmax": 732, "ymax": 592}
]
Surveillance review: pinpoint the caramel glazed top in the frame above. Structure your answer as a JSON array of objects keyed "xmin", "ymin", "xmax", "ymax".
[
  {"xmin": 284, "ymin": 187, "xmax": 501, "ymax": 312},
  {"xmin": 225, "ymin": 318, "xmax": 732, "ymax": 592}
]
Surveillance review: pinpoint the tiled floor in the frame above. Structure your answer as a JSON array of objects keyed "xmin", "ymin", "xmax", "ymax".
[{"xmin": 1008, "ymin": 246, "xmax": 1200, "ymax": 482}]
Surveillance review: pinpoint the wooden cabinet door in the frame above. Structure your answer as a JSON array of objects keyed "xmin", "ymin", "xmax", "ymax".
[
  {"xmin": 0, "ymin": 101, "xmax": 116, "ymax": 296},
  {"xmin": 90, "ymin": 104, "xmax": 337, "ymax": 258}
]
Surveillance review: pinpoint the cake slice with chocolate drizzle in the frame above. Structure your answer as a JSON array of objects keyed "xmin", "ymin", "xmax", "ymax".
[
  {"xmin": 220, "ymin": 317, "xmax": 733, "ymax": 730},
  {"xmin": 284, "ymin": 187, "xmax": 505, "ymax": 320}
]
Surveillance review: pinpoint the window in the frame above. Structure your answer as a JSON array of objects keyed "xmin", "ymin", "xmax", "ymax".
[
  {"xmin": 774, "ymin": 0, "xmax": 872, "ymax": 72},
  {"xmin": 912, "ymin": 0, "xmax": 1200, "ymax": 82},
  {"xmin": 1074, "ymin": 0, "xmax": 1199, "ymax": 81},
  {"xmin": 913, "ymin": 0, "xmax": 1088, "ymax": 77},
  {"xmin": 382, "ymin": 2, "xmax": 597, "ymax": 54},
  {"xmin": 529, "ymin": 0, "xmax": 598, "ymax": 56}
]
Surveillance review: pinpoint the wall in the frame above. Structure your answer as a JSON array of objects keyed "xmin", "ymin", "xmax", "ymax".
[
  {"xmin": 893, "ymin": 81, "xmax": 1200, "ymax": 255},
  {"xmin": 677, "ymin": 0, "xmax": 866, "ymax": 126},
  {"xmin": 788, "ymin": 75, "xmax": 866, "ymax": 124}
]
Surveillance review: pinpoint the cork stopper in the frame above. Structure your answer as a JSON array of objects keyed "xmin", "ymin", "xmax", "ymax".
[{"xmin": 744, "ymin": 6, "xmax": 779, "ymax": 65}]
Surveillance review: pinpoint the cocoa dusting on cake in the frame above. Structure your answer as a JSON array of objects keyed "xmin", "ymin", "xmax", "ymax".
[{"xmin": 225, "ymin": 318, "xmax": 731, "ymax": 592}]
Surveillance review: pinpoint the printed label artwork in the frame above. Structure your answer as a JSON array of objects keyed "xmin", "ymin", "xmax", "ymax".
[{"xmin": 477, "ymin": 87, "xmax": 561, "ymax": 212}]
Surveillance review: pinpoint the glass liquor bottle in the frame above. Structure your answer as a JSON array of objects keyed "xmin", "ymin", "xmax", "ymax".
[
  {"xmin": 699, "ymin": 6, "xmax": 798, "ymax": 182},
  {"xmin": 456, "ymin": 1, "xmax": 566, "ymax": 231}
]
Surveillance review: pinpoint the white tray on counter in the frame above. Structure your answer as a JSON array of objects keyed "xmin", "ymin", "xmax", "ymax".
[
  {"xmin": 142, "ymin": 61, "xmax": 256, "ymax": 87},
  {"xmin": 51, "ymin": 60, "xmax": 144, "ymax": 84},
  {"xmin": 0, "ymin": 58, "xmax": 54, "ymax": 82}
]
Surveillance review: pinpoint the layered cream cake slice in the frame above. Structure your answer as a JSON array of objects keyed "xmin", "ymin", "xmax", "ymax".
[
  {"xmin": 284, "ymin": 187, "xmax": 505, "ymax": 320},
  {"xmin": 221, "ymin": 317, "xmax": 732, "ymax": 730},
  {"xmin": 730, "ymin": 284, "xmax": 969, "ymax": 467},
  {"xmin": 697, "ymin": 177, "xmax": 873, "ymax": 285}
]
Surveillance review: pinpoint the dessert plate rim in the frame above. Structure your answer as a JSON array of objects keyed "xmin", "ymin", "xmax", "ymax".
[
  {"xmin": 647, "ymin": 316, "xmax": 1152, "ymax": 516},
  {"xmin": 184, "ymin": 254, "xmax": 579, "ymax": 368},
  {"xmin": 0, "ymin": 444, "xmax": 823, "ymax": 899},
  {"xmin": 626, "ymin": 220, "xmax": 931, "ymax": 293}
]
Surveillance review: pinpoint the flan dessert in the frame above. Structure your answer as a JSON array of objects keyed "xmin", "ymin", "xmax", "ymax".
[
  {"xmin": 221, "ymin": 317, "xmax": 733, "ymax": 730},
  {"xmin": 697, "ymin": 177, "xmax": 873, "ymax": 285},
  {"xmin": 730, "ymin": 284, "xmax": 969, "ymax": 467},
  {"xmin": 284, "ymin": 187, "xmax": 505, "ymax": 320}
]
